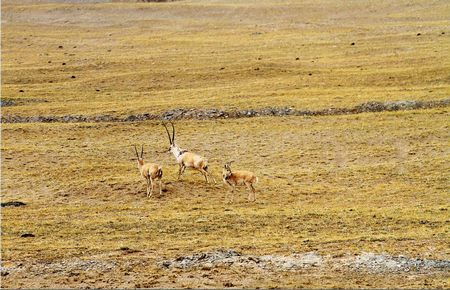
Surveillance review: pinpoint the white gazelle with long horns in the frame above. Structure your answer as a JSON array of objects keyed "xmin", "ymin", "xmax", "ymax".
[{"xmin": 162, "ymin": 121, "xmax": 215, "ymax": 183}]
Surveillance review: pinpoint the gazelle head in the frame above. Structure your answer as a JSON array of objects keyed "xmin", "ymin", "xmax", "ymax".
[
  {"xmin": 162, "ymin": 121, "xmax": 183, "ymax": 157},
  {"xmin": 133, "ymin": 144, "xmax": 145, "ymax": 166},
  {"xmin": 223, "ymin": 161, "xmax": 234, "ymax": 179}
]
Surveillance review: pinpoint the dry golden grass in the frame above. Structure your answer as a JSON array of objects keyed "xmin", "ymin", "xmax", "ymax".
[
  {"xmin": 2, "ymin": 0, "xmax": 450, "ymax": 117},
  {"xmin": 1, "ymin": 0, "xmax": 449, "ymax": 288},
  {"xmin": 2, "ymin": 110, "xmax": 449, "ymax": 288}
]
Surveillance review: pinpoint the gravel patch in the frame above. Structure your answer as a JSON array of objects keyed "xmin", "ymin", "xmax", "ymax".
[
  {"xmin": 345, "ymin": 252, "xmax": 450, "ymax": 273},
  {"xmin": 159, "ymin": 249, "xmax": 450, "ymax": 274},
  {"xmin": 2, "ymin": 99, "xmax": 448, "ymax": 123},
  {"xmin": 160, "ymin": 249, "xmax": 323, "ymax": 270},
  {"xmin": 28, "ymin": 258, "xmax": 117, "ymax": 276}
]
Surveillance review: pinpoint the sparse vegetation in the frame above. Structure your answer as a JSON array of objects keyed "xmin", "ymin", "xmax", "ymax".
[{"xmin": 1, "ymin": 0, "xmax": 449, "ymax": 288}]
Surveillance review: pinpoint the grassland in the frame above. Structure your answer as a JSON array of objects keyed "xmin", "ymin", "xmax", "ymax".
[{"xmin": 1, "ymin": 0, "xmax": 450, "ymax": 288}]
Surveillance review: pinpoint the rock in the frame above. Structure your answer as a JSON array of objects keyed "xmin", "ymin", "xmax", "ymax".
[
  {"xmin": 0, "ymin": 99, "xmax": 16, "ymax": 107},
  {"xmin": 1, "ymin": 201, "xmax": 26, "ymax": 207},
  {"xmin": 21, "ymin": 233, "xmax": 35, "ymax": 238}
]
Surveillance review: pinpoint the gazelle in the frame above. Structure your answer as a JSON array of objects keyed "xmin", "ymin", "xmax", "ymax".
[
  {"xmin": 133, "ymin": 145, "xmax": 163, "ymax": 197},
  {"xmin": 162, "ymin": 121, "xmax": 215, "ymax": 183},
  {"xmin": 222, "ymin": 161, "xmax": 258, "ymax": 202}
]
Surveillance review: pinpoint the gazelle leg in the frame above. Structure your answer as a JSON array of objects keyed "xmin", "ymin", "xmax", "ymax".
[
  {"xmin": 250, "ymin": 184, "xmax": 256, "ymax": 201},
  {"xmin": 159, "ymin": 179, "xmax": 162, "ymax": 196},
  {"xmin": 146, "ymin": 178, "xmax": 150, "ymax": 197},
  {"xmin": 230, "ymin": 185, "xmax": 236, "ymax": 203},
  {"xmin": 148, "ymin": 177, "xmax": 154, "ymax": 197},
  {"xmin": 227, "ymin": 183, "xmax": 235, "ymax": 203},
  {"xmin": 177, "ymin": 164, "xmax": 182, "ymax": 180},
  {"xmin": 199, "ymin": 169, "xmax": 209, "ymax": 183},
  {"xmin": 205, "ymin": 168, "xmax": 217, "ymax": 184},
  {"xmin": 245, "ymin": 182, "xmax": 256, "ymax": 202},
  {"xmin": 178, "ymin": 164, "xmax": 186, "ymax": 180}
]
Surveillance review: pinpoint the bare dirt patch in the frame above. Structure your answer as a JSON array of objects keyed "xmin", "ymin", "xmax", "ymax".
[
  {"xmin": 345, "ymin": 252, "xmax": 450, "ymax": 274},
  {"xmin": 160, "ymin": 249, "xmax": 450, "ymax": 274}
]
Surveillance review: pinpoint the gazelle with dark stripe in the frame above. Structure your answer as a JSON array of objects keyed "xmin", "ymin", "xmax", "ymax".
[
  {"xmin": 162, "ymin": 122, "xmax": 215, "ymax": 183},
  {"xmin": 134, "ymin": 145, "xmax": 163, "ymax": 197}
]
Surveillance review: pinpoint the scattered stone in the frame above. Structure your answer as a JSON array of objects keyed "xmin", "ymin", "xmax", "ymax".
[
  {"xmin": 296, "ymin": 57, "xmax": 299, "ymax": 60},
  {"xmin": 62, "ymin": 62, "xmax": 66, "ymax": 65},
  {"xmin": 58, "ymin": 45, "xmax": 63, "ymax": 49},
  {"xmin": 71, "ymin": 76, "xmax": 76, "ymax": 78},
  {"xmin": 1, "ymin": 201, "xmax": 26, "ymax": 207},
  {"xmin": 417, "ymin": 33, "xmax": 421, "ymax": 36},
  {"xmin": 224, "ymin": 282, "xmax": 234, "ymax": 287},
  {"xmin": 351, "ymin": 42, "xmax": 355, "ymax": 45}
]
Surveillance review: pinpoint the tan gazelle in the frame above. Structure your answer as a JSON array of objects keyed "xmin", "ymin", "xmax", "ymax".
[
  {"xmin": 222, "ymin": 161, "xmax": 258, "ymax": 202},
  {"xmin": 134, "ymin": 145, "xmax": 163, "ymax": 197}
]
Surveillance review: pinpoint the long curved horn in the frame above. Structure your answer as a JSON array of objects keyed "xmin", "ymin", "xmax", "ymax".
[
  {"xmin": 162, "ymin": 122, "xmax": 172, "ymax": 144},
  {"xmin": 170, "ymin": 121, "xmax": 175, "ymax": 144},
  {"xmin": 140, "ymin": 144, "xmax": 144, "ymax": 158},
  {"xmin": 133, "ymin": 145, "xmax": 140, "ymax": 159}
]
